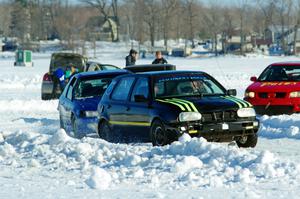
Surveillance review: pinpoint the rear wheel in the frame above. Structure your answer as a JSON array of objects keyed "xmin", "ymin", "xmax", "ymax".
[
  {"xmin": 98, "ymin": 120, "xmax": 114, "ymax": 142},
  {"xmin": 41, "ymin": 94, "xmax": 52, "ymax": 100},
  {"xmin": 236, "ymin": 133, "xmax": 258, "ymax": 148},
  {"xmin": 71, "ymin": 115, "xmax": 84, "ymax": 139},
  {"xmin": 150, "ymin": 120, "xmax": 169, "ymax": 146}
]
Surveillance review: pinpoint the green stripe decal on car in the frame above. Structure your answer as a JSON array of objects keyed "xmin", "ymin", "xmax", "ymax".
[
  {"xmin": 222, "ymin": 96, "xmax": 243, "ymax": 108},
  {"xmin": 109, "ymin": 121, "xmax": 151, "ymax": 126},
  {"xmin": 223, "ymin": 96, "xmax": 252, "ymax": 108},
  {"xmin": 229, "ymin": 96, "xmax": 252, "ymax": 107},
  {"xmin": 156, "ymin": 98, "xmax": 199, "ymax": 112},
  {"xmin": 228, "ymin": 96, "xmax": 248, "ymax": 107},
  {"xmin": 156, "ymin": 99, "xmax": 186, "ymax": 111},
  {"xmin": 165, "ymin": 99, "xmax": 192, "ymax": 112},
  {"xmin": 172, "ymin": 98, "xmax": 199, "ymax": 112}
]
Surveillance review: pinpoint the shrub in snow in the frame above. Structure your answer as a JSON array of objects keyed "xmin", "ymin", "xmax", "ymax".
[{"xmin": 86, "ymin": 167, "xmax": 111, "ymax": 189}]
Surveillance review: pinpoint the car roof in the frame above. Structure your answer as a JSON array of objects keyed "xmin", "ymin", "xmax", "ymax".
[
  {"xmin": 74, "ymin": 69, "xmax": 130, "ymax": 79},
  {"xmin": 270, "ymin": 62, "xmax": 300, "ymax": 66},
  {"xmin": 114, "ymin": 70, "xmax": 207, "ymax": 78},
  {"xmin": 125, "ymin": 64, "xmax": 175, "ymax": 68}
]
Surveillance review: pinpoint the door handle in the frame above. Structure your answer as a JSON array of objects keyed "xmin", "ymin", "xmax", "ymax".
[{"xmin": 126, "ymin": 107, "xmax": 130, "ymax": 111}]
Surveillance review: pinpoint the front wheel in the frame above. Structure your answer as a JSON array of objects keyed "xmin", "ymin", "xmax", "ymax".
[
  {"xmin": 41, "ymin": 93, "xmax": 52, "ymax": 100},
  {"xmin": 150, "ymin": 120, "xmax": 170, "ymax": 146},
  {"xmin": 98, "ymin": 120, "xmax": 114, "ymax": 142},
  {"xmin": 71, "ymin": 116, "xmax": 84, "ymax": 139},
  {"xmin": 236, "ymin": 133, "xmax": 258, "ymax": 148}
]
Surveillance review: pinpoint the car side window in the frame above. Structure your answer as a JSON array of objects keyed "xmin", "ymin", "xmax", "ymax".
[
  {"xmin": 111, "ymin": 77, "xmax": 135, "ymax": 101},
  {"xmin": 131, "ymin": 78, "xmax": 149, "ymax": 101},
  {"xmin": 66, "ymin": 77, "xmax": 77, "ymax": 100}
]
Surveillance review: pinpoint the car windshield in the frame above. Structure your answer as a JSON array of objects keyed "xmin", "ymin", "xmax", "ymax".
[
  {"xmin": 258, "ymin": 65, "xmax": 300, "ymax": 82},
  {"xmin": 154, "ymin": 74, "xmax": 225, "ymax": 98},
  {"xmin": 74, "ymin": 77, "xmax": 112, "ymax": 99},
  {"xmin": 51, "ymin": 56, "xmax": 85, "ymax": 71}
]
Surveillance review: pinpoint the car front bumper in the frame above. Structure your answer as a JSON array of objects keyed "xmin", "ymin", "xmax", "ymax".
[
  {"xmin": 167, "ymin": 119, "xmax": 260, "ymax": 142},
  {"xmin": 245, "ymin": 97, "xmax": 300, "ymax": 115}
]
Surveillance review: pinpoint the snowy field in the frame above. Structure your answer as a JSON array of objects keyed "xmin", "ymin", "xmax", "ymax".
[{"xmin": 1, "ymin": 43, "xmax": 300, "ymax": 198}]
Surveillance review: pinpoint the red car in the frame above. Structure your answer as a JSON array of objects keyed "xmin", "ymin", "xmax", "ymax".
[{"xmin": 244, "ymin": 62, "xmax": 300, "ymax": 115}]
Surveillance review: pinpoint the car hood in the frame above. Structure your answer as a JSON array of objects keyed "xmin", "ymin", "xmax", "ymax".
[
  {"xmin": 74, "ymin": 96, "xmax": 101, "ymax": 111},
  {"xmin": 157, "ymin": 95, "xmax": 251, "ymax": 113},
  {"xmin": 247, "ymin": 81, "xmax": 300, "ymax": 92}
]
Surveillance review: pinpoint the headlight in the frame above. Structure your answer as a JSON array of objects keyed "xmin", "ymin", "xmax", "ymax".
[
  {"xmin": 84, "ymin": 111, "xmax": 98, "ymax": 117},
  {"xmin": 290, "ymin": 91, "xmax": 300, "ymax": 98},
  {"xmin": 237, "ymin": 108, "xmax": 256, "ymax": 117},
  {"xmin": 245, "ymin": 91, "xmax": 255, "ymax": 98},
  {"xmin": 179, "ymin": 112, "xmax": 202, "ymax": 122}
]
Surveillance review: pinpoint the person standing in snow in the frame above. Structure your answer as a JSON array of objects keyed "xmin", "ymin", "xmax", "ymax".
[
  {"xmin": 125, "ymin": 49, "xmax": 138, "ymax": 66},
  {"xmin": 152, "ymin": 51, "xmax": 168, "ymax": 64},
  {"xmin": 52, "ymin": 67, "xmax": 66, "ymax": 97}
]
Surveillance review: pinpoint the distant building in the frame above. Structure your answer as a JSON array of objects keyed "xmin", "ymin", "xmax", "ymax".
[
  {"xmin": 221, "ymin": 28, "xmax": 254, "ymax": 53},
  {"xmin": 86, "ymin": 16, "xmax": 119, "ymax": 42},
  {"xmin": 265, "ymin": 25, "xmax": 300, "ymax": 54}
]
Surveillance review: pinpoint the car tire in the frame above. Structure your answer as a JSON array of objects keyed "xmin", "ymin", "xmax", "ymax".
[
  {"xmin": 41, "ymin": 94, "xmax": 52, "ymax": 100},
  {"xmin": 59, "ymin": 114, "xmax": 64, "ymax": 129},
  {"xmin": 236, "ymin": 133, "xmax": 258, "ymax": 148},
  {"xmin": 71, "ymin": 115, "xmax": 84, "ymax": 139},
  {"xmin": 98, "ymin": 120, "xmax": 114, "ymax": 142},
  {"xmin": 150, "ymin": 119, "xmax": 169, "ymax": 146}
]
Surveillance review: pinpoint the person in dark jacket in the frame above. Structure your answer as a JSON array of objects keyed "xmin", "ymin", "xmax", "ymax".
[
  {"xmin": 152, "ymin": 51, "xmax": 168, "ymax": 64},
  {"xmin": 125, "ymin": 49, "xmax": 138, "ymax": 66},
  {"xmin": 52, "ymin": 67, "xmax": 66, "ymax": 97}
]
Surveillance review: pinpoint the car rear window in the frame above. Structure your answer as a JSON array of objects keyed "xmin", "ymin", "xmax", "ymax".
[
  {"xmin": 74, "ymin": 77, "xmax": 112, "ymax": 99},
  {"xmin": 51, "ymin": 56, "xmax": 85, "ymax": 72}
]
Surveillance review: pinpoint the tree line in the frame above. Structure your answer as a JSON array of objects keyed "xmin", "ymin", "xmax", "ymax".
[{"xmin": 0, "ymin": 0, "xmax": 300, "ymax": 54}]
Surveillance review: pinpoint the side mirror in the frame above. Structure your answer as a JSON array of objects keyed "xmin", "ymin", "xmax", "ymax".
[
  {"xmin": 250, "ymin": 76, "xmax": 257, "ymax": 82},
  {"xmin": 134, "ymin": 95, "xmax": 148, "ymax": 102},
  {"xmin": 227, "ymin": 89, "xmax": 237, "ymax": 96}
]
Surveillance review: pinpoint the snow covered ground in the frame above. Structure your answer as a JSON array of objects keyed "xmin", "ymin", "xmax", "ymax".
[{"xmin": 1, "ymin": 43, "xmax": 300, "ymax": 198}]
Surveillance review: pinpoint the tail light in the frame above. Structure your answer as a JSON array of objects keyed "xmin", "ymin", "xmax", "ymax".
[{"xmin": 43, "ymin": 73, "xmax": 52, "ymax": 81}]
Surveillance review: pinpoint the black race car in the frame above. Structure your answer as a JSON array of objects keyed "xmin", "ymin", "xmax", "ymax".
[{"xmin": 97, "ymin": 71, "xmax": 259, "ymax": 147}]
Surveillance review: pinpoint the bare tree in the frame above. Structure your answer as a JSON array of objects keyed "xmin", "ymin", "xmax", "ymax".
[{"xmin": 236, "ymin": 0, "xmax": 249, "ymax": 55}]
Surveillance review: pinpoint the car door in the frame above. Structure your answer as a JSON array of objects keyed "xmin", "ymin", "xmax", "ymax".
[
  {"xmin": 58, "ymin": 83, "xmax": 69, "ymax": 126},
  {"xmin": 62, "ymin": 77, "xmax": 77, "ymax": 130},
  {"xmin": 108, "ymin": 76, "xmax": 136, "ymax": 141},
  {"xmin": 126, "ymin": 77, "xmax": 151, "ymax": 142}
]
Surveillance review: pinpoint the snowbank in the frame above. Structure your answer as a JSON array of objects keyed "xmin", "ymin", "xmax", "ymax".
[
  {"xmin": 0, "ymin": 100, "xmax": 58, "ymax": 112},
  {"xmin": 0, "ymin": 130, "xmax": 299, "ymax": 190},
  {"xmin": 259, "ymin": 114, "xmax": 300, "ymax": 139}
]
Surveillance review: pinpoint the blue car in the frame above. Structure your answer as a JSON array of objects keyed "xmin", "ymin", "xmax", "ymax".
[{"xmin": 58, "ymin": 70, "xmax": 131, "ymax": 138}]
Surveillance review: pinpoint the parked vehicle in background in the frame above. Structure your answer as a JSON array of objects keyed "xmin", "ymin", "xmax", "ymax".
[
  {"xmin": 41, "ymin": 53, "xmax": 87, "ymax": 100},
  {"xmin": 58, "ymin": 70, "xmax": 131, "ymax": 138},
  {"xmin": 85, "ymin": 61, "xmax": 120, "ymax": 71},
  {"xmin": 245, "ymin": 62, "xmax": 300, "ymax": 115},
  {"xmin": 98, "ymin": 71, "xmax": 259, "ymax": 147}
]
